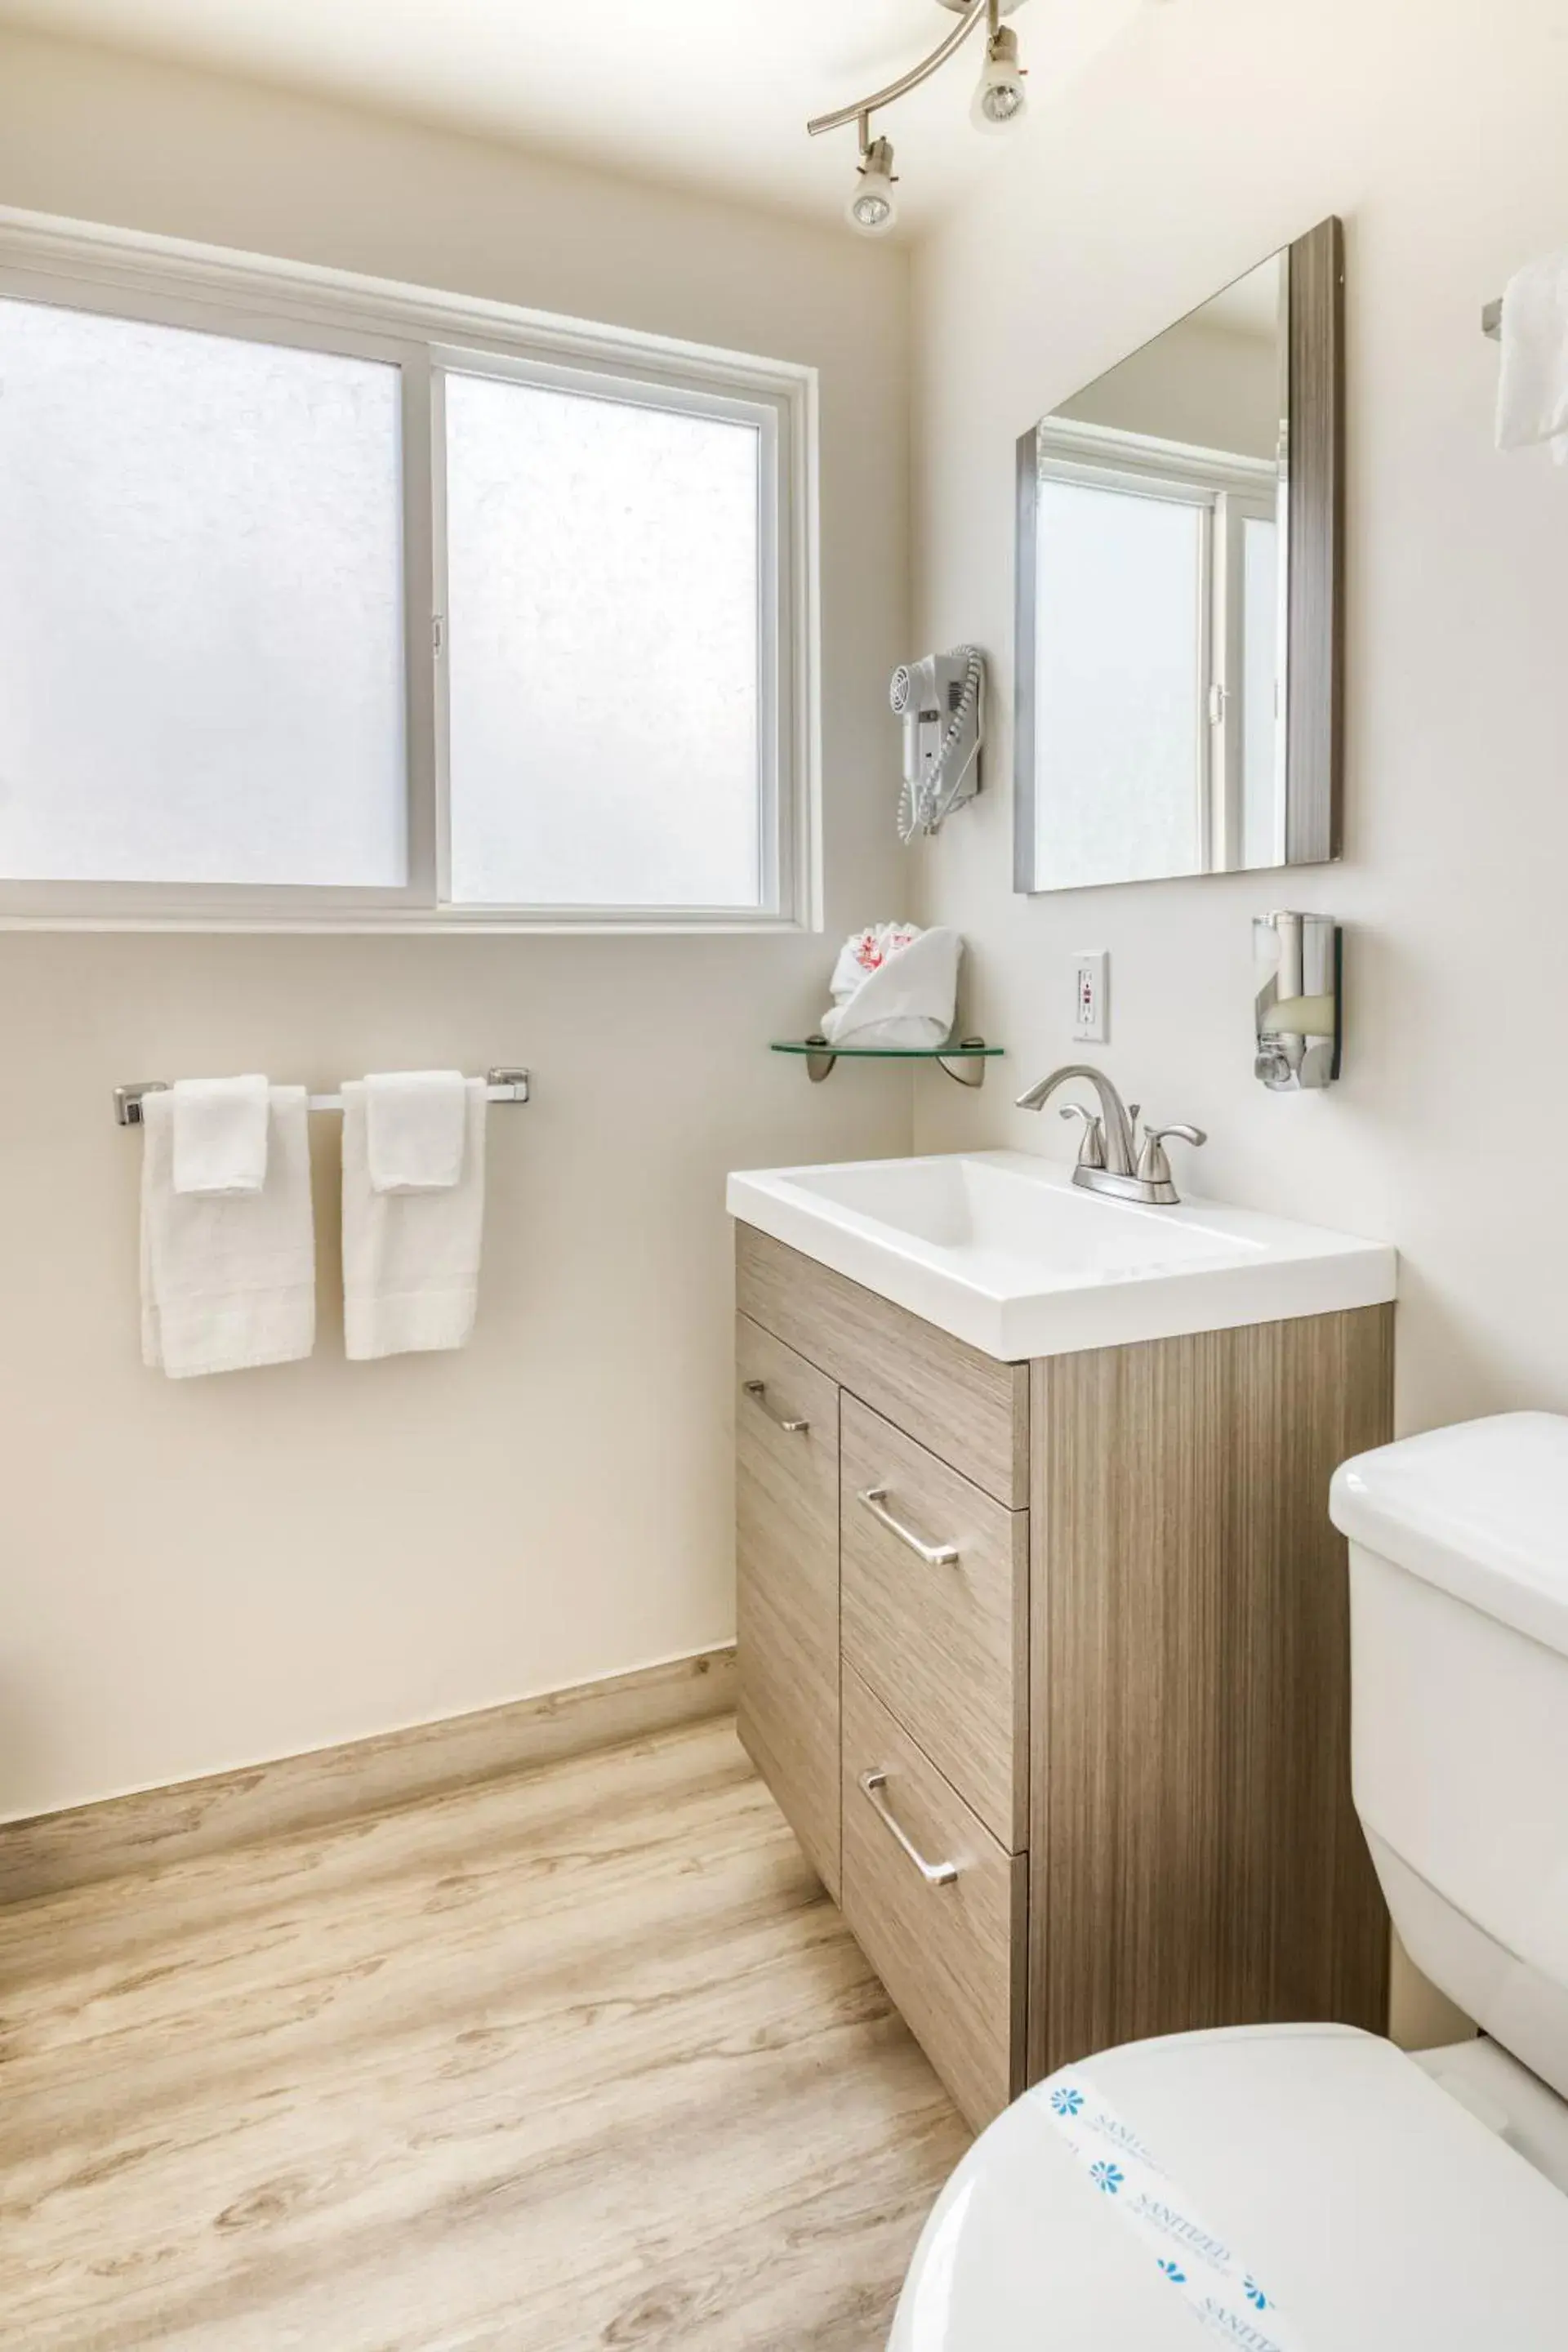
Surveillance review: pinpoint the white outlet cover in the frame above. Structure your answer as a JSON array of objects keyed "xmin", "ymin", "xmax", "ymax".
[{"xmin": 1073, "ymin": 950, "xmax": 1109, "ymax": 1043}]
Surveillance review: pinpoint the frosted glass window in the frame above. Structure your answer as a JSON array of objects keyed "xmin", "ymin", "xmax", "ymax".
[
  {"xmin": 0, "ymin": 297, "xmax": 406, "ymax": 886},
  {"xmin": 1033, "ymin": 479, "xmax": 1204, "ymax": 891},
  {"xmin": 444, "ymin": 372, "xmax": 762, "ymax": 909}
]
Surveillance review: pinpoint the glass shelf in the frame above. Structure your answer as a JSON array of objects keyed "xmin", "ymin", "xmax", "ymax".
[{"xmin": 770, "ymin": 1037, "xmax": 1002, "ymax": 1088}]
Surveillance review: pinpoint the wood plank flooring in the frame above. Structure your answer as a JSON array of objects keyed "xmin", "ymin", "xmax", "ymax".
[{"xmin": 0, "ymin": 1717, "xmax": 969, "ymax": 2350}]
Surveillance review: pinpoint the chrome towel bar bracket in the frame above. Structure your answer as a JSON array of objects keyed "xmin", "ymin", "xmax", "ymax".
[{"xmin": 114, "ymin": 1068, "xmax": 531, "ymax": 1127}]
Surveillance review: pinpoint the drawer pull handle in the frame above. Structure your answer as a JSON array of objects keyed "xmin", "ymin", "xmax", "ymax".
[
  {"xmin": 859, "ymin": 1770, "xmax": 960, "ymax": 1886},
  {"xmin": 857, "ymin": 1486, "xmax": 960, "ymax": 1566},
  {"xmin": 742, "ymin": 1378, "xmax": 809, "ymax": 1435}
]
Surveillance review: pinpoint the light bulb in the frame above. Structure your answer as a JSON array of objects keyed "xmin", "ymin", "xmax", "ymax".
[
  {"xmin": 971, "ymin": 26, "xmax": 1027, "ymax": 132},
  {"xmin": 848, "ymin": 136, "xmax": 898, "ymax": 236}
]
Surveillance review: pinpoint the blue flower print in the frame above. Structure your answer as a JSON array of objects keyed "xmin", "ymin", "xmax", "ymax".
[
  {"xmin": 1049, "ymin": 2086, "xmax": 1085, "ymax": 2117},
  {"xmin": 1244, "ymin": 2279, "xmax": 1269, "ymax": 2311},
  {"xmin": 1156, "ymin": 2260, "xmax": 1187, "ymax": 2286},
  {"xmin": 1089, "ymin": 2160, "xmax": 1125, "ymax": 2194}
]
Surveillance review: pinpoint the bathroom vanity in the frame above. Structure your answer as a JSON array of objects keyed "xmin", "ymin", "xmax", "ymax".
[{"xmin": 730, "ymin": 1151, "xmax": 1396, "ymax": 2130}]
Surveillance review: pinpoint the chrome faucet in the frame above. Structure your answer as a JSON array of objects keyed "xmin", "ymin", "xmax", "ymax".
[{"xmin": 1014, "ymin": 1063, "xmax": 1206, "ymax": 1206}]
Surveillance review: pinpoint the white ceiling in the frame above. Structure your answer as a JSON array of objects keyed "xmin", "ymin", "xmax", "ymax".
[{"xmin": 0, "ymin": 0, "xmax": 1145, "ymax": 232}]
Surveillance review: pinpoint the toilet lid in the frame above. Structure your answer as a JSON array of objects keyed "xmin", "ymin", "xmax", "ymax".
[{"xmin": 890, "ymin": 2025, "xmax": 1568, "ymax": 2351}]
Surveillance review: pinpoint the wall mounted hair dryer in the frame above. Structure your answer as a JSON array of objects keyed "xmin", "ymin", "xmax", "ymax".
[{"xmin": 890, "ymin": 647, "xmax": 985, "ymax": 842}]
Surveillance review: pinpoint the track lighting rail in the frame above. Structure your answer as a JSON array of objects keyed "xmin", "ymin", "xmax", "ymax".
[
  {"xmin": 807, "ymin": 0, "xmax": 1028, "ymax": 234},
  {"xmin": 806, "ymin": 0, "xmax": 991, "ymax": 138}
]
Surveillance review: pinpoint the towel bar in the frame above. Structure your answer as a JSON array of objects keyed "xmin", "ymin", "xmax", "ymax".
[{"xmin": 114, "ymin": 1069, "xmax": 531, "ymax": 1126}]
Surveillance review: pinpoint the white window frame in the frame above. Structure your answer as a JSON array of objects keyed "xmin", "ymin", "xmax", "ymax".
[
  {"xmin": 0, "ymin": 208, "xmax": 821, "ymax": 933},
  {"xmin": 1211, "ymin": 485, "xmax": 1284, "ymax": 871},
  {"xmin": 1034, "ymin": 418, "xmax": 1279, "ymax": 880}
]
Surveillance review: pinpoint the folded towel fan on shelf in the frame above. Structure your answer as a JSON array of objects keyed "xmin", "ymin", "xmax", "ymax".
[{"xmin": 819, "ymin": 923, "xmax": 963, "ymax": 1051}]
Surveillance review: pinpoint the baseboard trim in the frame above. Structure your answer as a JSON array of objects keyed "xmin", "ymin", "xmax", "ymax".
[{"xmin": 0, "ymin": 1645, "xmax": 737, "ymax": 1908}]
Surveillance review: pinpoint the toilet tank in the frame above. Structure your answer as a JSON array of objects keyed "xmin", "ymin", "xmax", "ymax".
[{"xmin": 1330, "ymin": 1413, "xmax": 1568, "ymax": 2100}]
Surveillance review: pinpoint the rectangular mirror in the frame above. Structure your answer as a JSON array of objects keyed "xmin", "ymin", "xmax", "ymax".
[{"xmin": 1014, "ymin": 218, "xmax": 1343, "ymax": 893}]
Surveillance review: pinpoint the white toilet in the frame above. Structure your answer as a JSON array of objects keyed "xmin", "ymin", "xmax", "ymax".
[{"xmin": 890, "ymin": 1412, "xmax": 1568, "ymax": 2350}]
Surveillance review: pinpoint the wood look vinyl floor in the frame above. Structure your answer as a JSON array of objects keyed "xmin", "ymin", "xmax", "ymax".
[{"xmin": 0, "ymin": 1718, "xmax": 969, "ymax": 2351}]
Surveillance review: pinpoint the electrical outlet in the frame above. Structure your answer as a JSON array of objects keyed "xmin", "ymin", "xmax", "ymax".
[{"xmin": 1072, "ymin": 951, "xmax": 1109, "ymax": 1044}]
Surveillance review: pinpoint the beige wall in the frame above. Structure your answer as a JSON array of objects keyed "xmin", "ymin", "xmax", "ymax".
[
  {"xmin": 0, "ymin": 29, "xmax": 913, "ymax": 1817},
  {"xmin": 911, "ymin": 0, "xmax": 1568, "ymax": 2043}
]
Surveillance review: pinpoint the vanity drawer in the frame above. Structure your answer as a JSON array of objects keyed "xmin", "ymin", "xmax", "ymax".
[
  {"xmin": 735, "ymin": 1224, "xmax": 1027, "ymax": 1506},
  {"xmin": 841, "ymin": 1396, "xmax": 1027, "ymax": 1851},
  {"xmin": 842, "ymin": 1666, "xmax": 1025, "ymax": 2131},
  {"xmin": 735, "ymin": 1315, "xmax": 842, "ymax": 1900}
]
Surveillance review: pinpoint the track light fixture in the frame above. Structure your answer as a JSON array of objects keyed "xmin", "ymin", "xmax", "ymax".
[
  {"xmin": 848, "ymin": 131, "xmax": 899, "ymax": 237},
  {"xmin": 808, "ymin": 0, "xmax": 1029, "ymax": 231},
  {"xmin": 973, "ymin": 22, "xmax": 1027, "ymax": 130}
]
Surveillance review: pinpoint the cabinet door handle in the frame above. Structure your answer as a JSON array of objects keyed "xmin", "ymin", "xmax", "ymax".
[
  {"xmin": 856, "ymin": 1486, "xmax": 960, "ymax": 1566},
  {"xmin": 858, "ymin": 1770, "xmax": 960, "ymax": 1886},
  {"xmin": 742, "ymin": 1378, "xmax": 809, "ymax": 1435}
]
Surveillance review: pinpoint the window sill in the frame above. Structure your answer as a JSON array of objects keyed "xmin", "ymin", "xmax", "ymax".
[{"xmin": 0, "ymin": 910, "xmax": 819, "ymax": 938}]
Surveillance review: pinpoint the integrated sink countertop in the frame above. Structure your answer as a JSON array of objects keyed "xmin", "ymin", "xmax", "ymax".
[{"xmin": 727, "ymin": 1150, "xmax": 1396, "ymax": 1361}]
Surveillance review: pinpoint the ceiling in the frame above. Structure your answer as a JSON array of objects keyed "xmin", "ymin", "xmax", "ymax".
[{"xmin": 0, "ymin": 0, "xmax": 1145, "ymax": 231}]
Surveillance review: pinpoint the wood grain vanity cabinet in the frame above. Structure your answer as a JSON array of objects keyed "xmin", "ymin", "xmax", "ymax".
[
  {"xmin": 734, "ymin": 1313, "xmax": 840, "ymax": 1900},
  {"xmin": 733, "ymin": 1222, "xmax": 1394, "ymax": 2132}
]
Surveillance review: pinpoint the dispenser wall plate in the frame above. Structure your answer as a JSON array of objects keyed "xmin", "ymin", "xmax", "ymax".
[{"xmin": 1254, "ymin": 911, "xmax": 1342, "ymax": 1090}]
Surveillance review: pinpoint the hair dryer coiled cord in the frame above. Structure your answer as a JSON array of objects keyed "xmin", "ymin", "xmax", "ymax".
[{"xmin": 893, "ymin": 645, "xmax": 984, "ymax": 844}]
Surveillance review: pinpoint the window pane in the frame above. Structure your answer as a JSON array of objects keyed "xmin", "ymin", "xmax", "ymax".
[
  {"xmin": 0, "ymin": 297, "xmax": 406, "ymax": 887},
  {"xmin": 443, "ymin": 372, "xmax": 761, "ymax": 909},
  {"xmin": 1034, "ymin": 479, "xmax": 1204, "ymax": 890},
  {"xmin": 1241, "ymin": 513, "xmax": 1281, "ymax": 866}
]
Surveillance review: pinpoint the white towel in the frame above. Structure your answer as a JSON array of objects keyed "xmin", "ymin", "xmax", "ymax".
[
  {"xmin": 341, "ymin": 1078, "xmax": 487, "ymax": 1361},
  {"xmin": 1496, "ymin": 252, "xmax": 1568, "ymax": 466},
  {"xmin": 364, "ymin": 1069, "xmax": 468, "ymax": 1193},
  {"xmin": 141, "ymin": 1087, "xmax": 315, "ymax": 1378},
  {"xmin": 172, "ymin": 1073, "xmax": 270, "ymax": 1196},
  {"xmin": 819, "ymin": 924, "xmax": 963, "ymax": 1049}
]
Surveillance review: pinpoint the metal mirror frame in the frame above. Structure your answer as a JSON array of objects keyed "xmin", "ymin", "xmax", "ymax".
[{"xmin": 1013, "ymin": 216, "xmax": 1345, "ymax": 894}]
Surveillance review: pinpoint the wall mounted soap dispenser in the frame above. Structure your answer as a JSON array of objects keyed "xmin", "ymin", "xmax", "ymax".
[{"xmin": 1254, "ymin": 911, "xmax": 1342, "ymax": 1090}]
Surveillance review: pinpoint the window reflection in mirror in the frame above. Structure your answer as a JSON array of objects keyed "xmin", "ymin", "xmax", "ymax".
[{"xmin": 1017, "ymin": 249, "xmax": 1298, "ymax": 892}]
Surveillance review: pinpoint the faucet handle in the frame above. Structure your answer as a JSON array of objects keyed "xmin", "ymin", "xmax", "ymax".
[
  {"xmin": 1135, "ymin": 1122, "xmax": 1207, "ymax": 1187},
  {"xmin": 1059, "ymin": 1103, "xmax": 1106, "ymax": 1170}
]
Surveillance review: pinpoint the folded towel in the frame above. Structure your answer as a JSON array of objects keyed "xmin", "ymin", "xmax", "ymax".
[
  {"xmin": 172, "ymin": 1073, "xmax": 270, "ymax": 1196},
  {"xmin": 341, "ymin": 1077, "xmax": 487, "ymax": 1360},
  {"xmin": 1497, "ymin": 252, "xmax": 1568, "ymax": 466},
  {"xmin": 141, "ymin": 1087, "xmax": 315, "ymax": 1378},
  {"xmin": 819, "ymin": 923, "xmax": 963, "ymax": 1050},
  {"xmin": 365, "ymin": 1069, "xmax": 469, "ymax": 1194}
]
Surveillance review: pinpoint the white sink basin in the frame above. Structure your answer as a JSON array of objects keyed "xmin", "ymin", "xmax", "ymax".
[{"xmin": 727, "ymin": 1151, "xmax": 1396, "ymax": 1361}]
